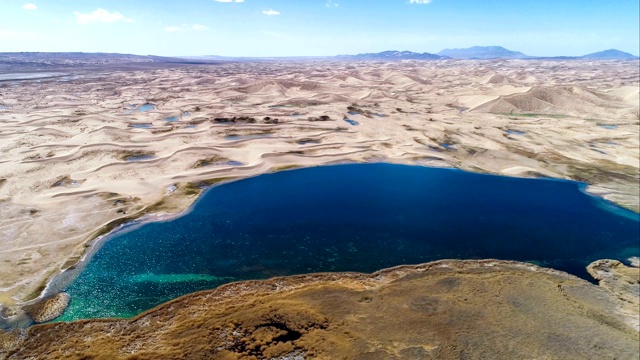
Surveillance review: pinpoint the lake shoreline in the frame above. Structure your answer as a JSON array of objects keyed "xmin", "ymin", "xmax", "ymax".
[
  {"xmin": 3, "ymin": 259, "xmax": 638, "ymax": 359},
  {"xmin": 2, "ymin": 162, "xmax": 638, "ymax": 328}
]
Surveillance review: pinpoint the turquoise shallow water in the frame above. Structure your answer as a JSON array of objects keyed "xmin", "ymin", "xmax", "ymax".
[{"xmin": 56, "ymin": 164, "xmax": 639, "ymax": 321}]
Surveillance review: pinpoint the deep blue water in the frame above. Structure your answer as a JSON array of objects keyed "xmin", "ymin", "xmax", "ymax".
[{"xmin": 56, "ymin": 164, "xmax": 639, "ymax": 321}]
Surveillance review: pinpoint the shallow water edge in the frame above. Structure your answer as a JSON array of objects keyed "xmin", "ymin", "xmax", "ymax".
[{"xmin": 3, "ymin": 162, "xmax": 638, "ymax": 328}]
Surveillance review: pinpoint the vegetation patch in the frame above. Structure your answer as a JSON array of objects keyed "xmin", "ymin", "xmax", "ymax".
[
  {"xmin": 272, "ymin": 164, "xmax": 302, "ymax": 171},
  {"xmin": 179, "ymin": 177, "xmax": 238, "ymax": 195},
  {"xmin": 308, "ymin": 115, "xmax": 332, "ymax": 122},
  {"xmin": 193, "ymin": 155, "xmax": 228, "ymax": 168},
  {"xmin": 213, "ymin": 116, "xmax": 257, "ymax": 124},
  {"xmin": 566, "ymin": 161, "xmax": 639, "ymax": 184},
  {"xmin": 117, "ymin": 150, "xmax": 155, "ymax": 161},
  {"xmin": 223, "ymin": 128, "xmax": 274, "ymax": 136},
  {"xmin": 294, "ymin": 138, "xmax": 321, "ymax": 145}
]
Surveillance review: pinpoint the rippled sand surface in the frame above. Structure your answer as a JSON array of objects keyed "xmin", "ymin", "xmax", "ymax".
[{"xmin": 0, "ymin": 59, "xmax": 638, "ymax": 308}]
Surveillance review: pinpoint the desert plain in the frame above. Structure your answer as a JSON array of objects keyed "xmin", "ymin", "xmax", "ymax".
[{"xmin": 0, "ymin": 58, "xmax": 638, "ymax": 334}]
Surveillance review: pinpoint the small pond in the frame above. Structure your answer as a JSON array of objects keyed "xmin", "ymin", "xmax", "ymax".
[
  {"xmin": 129, "ymin": 104, "xmax": 155, "ymax": 113},
  {"xmin": 505, "ymin": 129, "xmax": 526, "ymax": 135}
]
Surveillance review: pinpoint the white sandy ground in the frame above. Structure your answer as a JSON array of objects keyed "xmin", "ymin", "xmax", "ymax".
[{"xmin": 0, "ymin": 59, "xmax": 638, "ymax": 310}]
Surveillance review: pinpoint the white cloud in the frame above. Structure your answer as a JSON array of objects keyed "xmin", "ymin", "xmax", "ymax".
[
  {"xmin": 22, "ymin": 3, "xmax": 37, "ymax": 10},
  {"xmin": 325, "ymin": 1, "xmax": 339, "ymax": 7},
  {"xmin": 409, "ymin": 0, "xmax": 432, "ymax": 3},
  {"xmin": 73, "ymin": 8, "xmax": 133, "ymax": 24},
  {"xmin": 262, "ymin": 9, "xmax": 280, "ymax": 15},
  {"xmin": 214, "ymin": 0, "xmax": 244, "ymax": 2},
  {"xmin": 164, "ymin": 26, "xmax": 186, "ymax": 32},
  {"xmin": 192, "ymin": 24, "xmax": 210, "ymax": 31}
]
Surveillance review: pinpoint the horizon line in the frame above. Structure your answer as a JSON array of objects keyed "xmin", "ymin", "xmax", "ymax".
[{"xmin": 1, "ymin": 48, "xmax": 638, "ymax": 59}]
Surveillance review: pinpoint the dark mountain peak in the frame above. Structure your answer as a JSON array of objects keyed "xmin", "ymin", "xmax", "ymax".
[{"xmin": 580, "ymin": 49, "xmax": 638, "ymax": 60}]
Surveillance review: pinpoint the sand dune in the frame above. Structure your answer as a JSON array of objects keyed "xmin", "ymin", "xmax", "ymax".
[
  {"xmin": 0, "ymin": 59, "xmax": 637, "ymax": 313},
  {"xmin": 606, "ymin": 86, "xmax": 640, "ymax": 107},
  {"xmin": 472, "ymin": 85, "xmax": 636, "ymax": 118}
]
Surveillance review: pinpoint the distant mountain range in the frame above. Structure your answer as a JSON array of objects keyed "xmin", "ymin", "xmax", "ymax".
[
  {"xmin": 337, "ymin": 50, "xmax": 447, "ymax": 60},
  {"xmin": 1, "ymin": 47, "xmax": 637, "ymax": 71},
  {"xmin": 579, "ymin": 49, "xmax": 639, "ymax": 60},
  {"xmin": 187, "ymin": 48, "xmax": 640, "ymax": 61},
  {"xmin": 0, "ymin": 52, "xmax": 220, "ymax": 70},
  {"xmin": 437, "ymin": 46, "xmax": 527, "ymax": 59},
  {"xmin": 340, "ymin": 46, "xmax": 638, "ymax": 61}
]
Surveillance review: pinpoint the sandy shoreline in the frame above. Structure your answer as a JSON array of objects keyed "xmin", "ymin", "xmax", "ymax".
[{"xmin": 0, "ymin": 59, "xmax": 638, "ymax": 310}]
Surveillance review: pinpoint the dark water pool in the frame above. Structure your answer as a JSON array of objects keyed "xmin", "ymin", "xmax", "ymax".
[
  {"xmin": 55, "ymin": 163, "xmax": 639, "ymax": 321},
  {"xmin": 125, "ymin": 155, "xmax": 155, "ymax": 162},
  {"xmin": 440, "ymin": 143, "xmax": 456, "ymax": 151},
  {"xmin": 505, "ymin": 129, "xmax": 526, "ymax": 135}
]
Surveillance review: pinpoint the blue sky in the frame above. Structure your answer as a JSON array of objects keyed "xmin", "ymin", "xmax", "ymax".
[{"xmin": 1, "ymin": 0, "xmax": 638, "ymax": 57}]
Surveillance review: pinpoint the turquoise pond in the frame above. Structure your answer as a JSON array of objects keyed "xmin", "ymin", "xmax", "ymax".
[
  {"xmin": 54, "ymin": 163, "xmax": 639, "ymax": 321},
  {"xmin": 128, "ymin": 104, "xmax": 155, "ymax": 112}
]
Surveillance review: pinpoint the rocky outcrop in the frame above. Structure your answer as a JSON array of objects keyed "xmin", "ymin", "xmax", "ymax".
[
  {"xmin": 2, "ymin": 260, "xmax": 639, "ymax": 359},
  {"xmin": 22, "ymin": 293, "xmax": 70, "ymax": 324},
  {"xmin": 587, "ymin": 259, "xmax": 640, "ymax": 331}
]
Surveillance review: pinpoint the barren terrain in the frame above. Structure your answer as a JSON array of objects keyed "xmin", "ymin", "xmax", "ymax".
[
  {"xmin": 0, "ymin": 59, "xmax": 638, "ymax": 311},
  {"xmin": 1, "ymin": 260, "xmax": 638, "ymax": 359}
]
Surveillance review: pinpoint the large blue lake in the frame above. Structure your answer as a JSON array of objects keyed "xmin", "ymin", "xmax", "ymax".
[{"xmin": 56, "ymin": 164, "xmax": 639, "ymax": 321}]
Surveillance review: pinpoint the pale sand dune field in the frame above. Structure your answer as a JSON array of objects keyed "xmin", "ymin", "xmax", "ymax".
[{"xmin": 0, "ymin": 59, "xmax": 638, "ymax": 310}]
